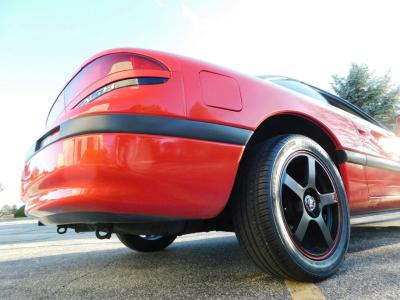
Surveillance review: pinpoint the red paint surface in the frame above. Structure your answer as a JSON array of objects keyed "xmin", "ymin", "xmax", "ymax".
[
  {"xmin": 22, "ymin": 133, "xmax": 243, "ymax": 219},
  {"xmin": 339, "ymin": 162, "xmax": 370, "ymax": 213},
  {"xmin": 199, "ymin": 71, "xmax": 242, "ymax": 111}
]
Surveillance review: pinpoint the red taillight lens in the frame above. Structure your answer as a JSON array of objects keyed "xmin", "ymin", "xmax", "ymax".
[
  {"xmin": 47, "ymin": 53, "xmax": 169, "ymax": 126},
  {"xmin": 64, "ymin": 53, "xmax": 168, "ymax": 106},
  {"xmin": 131, "ymin": 55, "xmax": 168, "ymax": 71}
]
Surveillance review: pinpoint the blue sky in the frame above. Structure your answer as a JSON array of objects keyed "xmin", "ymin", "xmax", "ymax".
[{"xmin": 1, "ymin": 0, "xmax": 400, "ymax": 206}]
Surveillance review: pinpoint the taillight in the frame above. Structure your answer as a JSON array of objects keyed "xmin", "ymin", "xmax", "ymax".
[
  {"xmin": 47, "ymin": 53, "xmax": 169, "ymax": 126},
  {"xmin": 130, "ymin": 55, "xmax": 168, "ymax": 71},
  {"xmin": 64, "ymin": 53, "xmax": 169, "ymax": 106}
]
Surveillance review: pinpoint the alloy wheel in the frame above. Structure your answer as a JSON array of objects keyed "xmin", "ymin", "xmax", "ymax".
[{"xmin": 280, "ymin": 152, "xmax": 341, "ymax": 260}]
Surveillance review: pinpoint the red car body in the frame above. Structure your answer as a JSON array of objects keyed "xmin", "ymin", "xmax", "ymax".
[{"xmin": 22, "ymin": 48, "xmax": 400, "ymax": 223}]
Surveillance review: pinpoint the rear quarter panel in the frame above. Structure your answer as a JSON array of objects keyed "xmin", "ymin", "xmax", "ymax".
[{"xmin": 179, "ymin": 56, "xmax": 370, "ymax": 213}]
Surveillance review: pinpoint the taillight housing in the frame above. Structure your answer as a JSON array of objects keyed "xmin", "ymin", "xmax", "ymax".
[
  {"xmin": 64, "ymin": 53, "xmax": 169, "ymax": 106},
  {"xmin": 130, "ymin": 55, "xmax": 169, "ymax": 71},
  {"xmin": 47, "ymin": 53, "xmax": 170, "ymax": 126}
]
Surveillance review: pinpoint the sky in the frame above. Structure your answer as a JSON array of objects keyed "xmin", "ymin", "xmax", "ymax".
[{"xmin": 1, "ymin": 0, "xmax": 400, "ymax": 206}]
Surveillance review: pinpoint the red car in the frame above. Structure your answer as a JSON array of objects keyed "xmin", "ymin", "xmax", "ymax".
[{"xmin": 22, "ymin": 48, "xmax": 400, "ymax": 281}]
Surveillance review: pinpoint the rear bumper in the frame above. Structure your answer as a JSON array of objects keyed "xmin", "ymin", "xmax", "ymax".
[{"xmin": 22, "ymin": 114, "xmax": 250, "ymax": 225}]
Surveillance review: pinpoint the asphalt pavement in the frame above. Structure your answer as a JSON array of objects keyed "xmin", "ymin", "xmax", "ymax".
[{"xmin": 0, "ymin": 218, "xmax": 399, "ymax": 299}]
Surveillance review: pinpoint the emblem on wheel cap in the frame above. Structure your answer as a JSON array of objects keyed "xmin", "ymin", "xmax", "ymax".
[{"xmin": 304, "ymin": 195, "xmax": 317, "ymax": 212}]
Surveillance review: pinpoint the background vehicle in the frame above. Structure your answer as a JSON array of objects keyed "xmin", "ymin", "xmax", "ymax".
[{"xmin": 21, "ymin": 49, "xmax": 400, "ymax": 281}]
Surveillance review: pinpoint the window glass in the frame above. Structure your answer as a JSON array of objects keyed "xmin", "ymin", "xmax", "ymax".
[
  {"xmin": 267, "ymin": 77, "xmax": 383, "ymax": 128},
  {"xmin": 322, "ymin": 93, "xmax": 366, "ymax": 118},
  {"xmin": 272, "ymin": 79, "xmax": 328, "ymax": 103}
]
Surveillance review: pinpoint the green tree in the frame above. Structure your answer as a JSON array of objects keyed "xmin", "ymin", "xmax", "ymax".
[
  {"xmin": 14, "ymin": 205, "xmax": 26, "ymax": 218},
  {"xmin": 332, "ymin": 63, "xmax": 400, "ymax": 129}
]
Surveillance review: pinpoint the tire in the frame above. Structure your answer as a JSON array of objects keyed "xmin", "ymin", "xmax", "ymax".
[
  {"xmin": 233, "ymin": 134, "xmax": 350, "ymax": 282},
  {"xmin": 117, "ymin": 234, "xmax": 177, "ymax": 252}
]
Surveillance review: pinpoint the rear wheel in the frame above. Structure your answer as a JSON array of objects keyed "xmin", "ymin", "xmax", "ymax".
[
  {"xmin": 233, "ymin": 134, "xmax": 350, "ymax": 281},
  {"xmin": 117, "ymin": 234, "xmax": 177, "ymax": 252}
]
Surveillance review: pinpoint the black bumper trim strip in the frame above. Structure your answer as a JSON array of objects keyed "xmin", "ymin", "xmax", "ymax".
[
  {"xmin": 337, "ymin": 149, "xmax": 400, "ymax": 172},
  {"xmin": 26, "ymin": 114, "xmax": 253, "ymax": 161}
]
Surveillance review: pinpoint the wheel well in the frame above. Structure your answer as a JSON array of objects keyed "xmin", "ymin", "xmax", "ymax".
[
  {"xmin": 246, "ymin": 114, "xmax": 339, "ymax": 165},
  {"xmin": 222, "ymin": 114, "xmax": 340, "ymax": 225}
]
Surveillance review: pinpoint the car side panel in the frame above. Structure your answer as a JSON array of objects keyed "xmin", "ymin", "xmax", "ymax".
[
  {"xmin": 339, "ymin": 162, "xmax": 372, "ymax": 212},
  {"xmin": 180, "ymin": 59, "xmax": 370, "ymax": 213},
  {"xmin": 353, "ymin": 117, "xmax": 400, "ymax": 209},
  {"xmin": 181, "ymin": 60, "xmax": 362, "ymax": 151}
]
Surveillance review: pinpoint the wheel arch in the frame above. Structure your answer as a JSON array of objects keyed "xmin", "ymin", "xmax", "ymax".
[
  {"xmin": 222, "ymin": 112, "xmax": 343, "ymax": 219},
  {"xmin": 245, "ymin": 113, "xmax": 341, "ymax": 165}
]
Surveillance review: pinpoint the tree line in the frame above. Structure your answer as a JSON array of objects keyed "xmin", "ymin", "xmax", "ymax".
[{"xmin": 0, "ymin": 184, "xmax": 26, "ymax": 218}]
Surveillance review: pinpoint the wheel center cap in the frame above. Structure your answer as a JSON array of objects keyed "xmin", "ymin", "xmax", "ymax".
[{"xmin": 304, "ymin": 195, "xmax": 317, "ymax": 212}]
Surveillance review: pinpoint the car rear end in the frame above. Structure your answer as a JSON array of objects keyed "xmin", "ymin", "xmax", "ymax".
[{"xmin": 21, "ymin": 48, "xmax": 245, "ymax": 225}]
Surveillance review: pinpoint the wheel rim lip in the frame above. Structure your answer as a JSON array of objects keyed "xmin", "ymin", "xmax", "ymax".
[
  {"xmin": 139, "ymin": 235, "xmax": 163, "ymax": 241},
  {"xmin": 279, "ymin": 151, "xmax": 342, "ymax": 261}
]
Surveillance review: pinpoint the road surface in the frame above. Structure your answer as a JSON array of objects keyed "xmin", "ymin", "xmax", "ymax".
[{"xmin": 0, "ymin": 218, "xmax": 399, "ymax": 299}]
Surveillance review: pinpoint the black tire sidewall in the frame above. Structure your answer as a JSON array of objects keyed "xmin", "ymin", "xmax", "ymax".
[{"xmin": 269, "ymin": 135, "xmax": 350, "ymax": 277}]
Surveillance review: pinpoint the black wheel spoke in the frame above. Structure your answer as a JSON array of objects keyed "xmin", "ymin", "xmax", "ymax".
[
  {"xmin": 315, "ymin": 215, "xmax": 333, "ymax": 247},
  {"xmin": 319, "ymin": 192, "xmax": 337, "ymax": 208},
  {"xmin": 281, "ymin": 151, "xmax": 340, "ymax": 259},
  {"xmin": 294, "ymin": 212, "xmax": 310, "ymax": 242},
  {"xmin": 283, "ymin": 172, "xmax": 304, "ymax": 200},
  {"xmin": 307, "ymin": 156, "xmax": 316, "ymax": 188}
]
